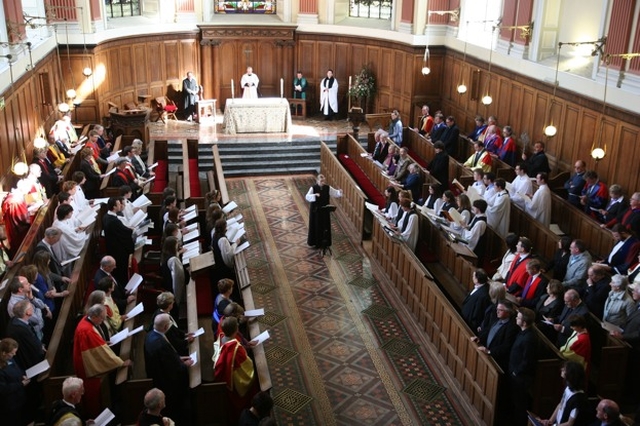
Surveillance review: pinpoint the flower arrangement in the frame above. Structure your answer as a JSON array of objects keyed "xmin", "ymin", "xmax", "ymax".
[{"xmin": 348, "ymin": 66, "xmax": 376, "ymax": 100}]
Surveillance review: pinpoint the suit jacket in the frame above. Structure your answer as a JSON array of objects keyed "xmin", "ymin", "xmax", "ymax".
[
  {"xmin": 601, "ymin": 198, "xmax": 628, "ymax": 223},
  {"xmin": 430, "ymin": 123, "xmax": 446, "ymax": 142},
  {"xmin": 508, "ymin": 327, "xmax": 537, "ymax": 377},
  {"xmin": 556, "ymin": 302, "xmax": 589, "ymax": 346},
  {"xmin": 144, "ymin": 330, "xmax": 189, "ymax": 395},
  {"xmin": 461, "ymin": 284, "xmax": 491, "ymax": 332},
  {"xmin": 564, "ymin": 172, "xmax": 586, "ymax": 207},
  {"xmin": 440, "ymin": 124, "xmax": 460, "ymax": 158},
  {"xmin": 34, "ymin": 240, "xmax": 65, "ymax": 281},
  {"xmin": 393, "ymin": 158, "xmax": 412, "ymax": 182},
  {"xmin": 563, "ymin": 252, "xmax": 592, "ymax": 290},
  {"xmin": 93, "ymin": 268, "xmax": 127, "ymax": 313},
  {"xmin": 80, "ymin": 158, "xmax": 101, "ymax": 198},
  {"xmin": 5, "ymin": 317, "xmax": 45, "ymax": 370},
  {"xmin": 519, "ymin": 275, "xmax": 549, "ymax": 309},
  {"xmin": 583, "ymin": 277, "xmax": 612, "ymax": 319},
  {"xmin": 479, "ymin": 318, "xmax": 519, "ymax": 371},
  {"xmin": 102, "ymin": 213, "xmax": 134, "ymax": 258},
  {"xmin": 427, "ymin": 151, "xmax": 449, "ymax": 186},
  {"xmin": 32, "ymin": 158, "xmax": 58, "ymax": 198},
  {"xmin": 525, "ymin": 152, "xmax": 550, "ymax": 177},
  {"xmin": 402, "ymin": 172, "xmax": 423, "ymax": 202}
]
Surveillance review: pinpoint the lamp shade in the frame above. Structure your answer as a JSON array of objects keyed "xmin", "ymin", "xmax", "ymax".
[
  {"xmin": 457, "ymin": 84, "xmax": 467, "ymax": 94},
  {"xmin": 591, "ymin": 147, "xmax": 606, "ymax": 160},
  {"xmin": 422, "ymin": 66, "xmax": 431, "ymax": 75},
  {"xmin": 481, "ymin": 95, "xmax": 493, "ymax": 105},
  {"xmin": 83, "ymin": 67, "xmax": 93, "ymax": 77},
  {"xmin": 13, "ymin": 161, "xmax": 28, "ymax": 176},
  {"xmin": 34, "ymin": 137, "xmax": 47, "ymax": 149},
  {"xmin": 66, "ymin": 89, "xmax": 77, "ymax": 99},
  {"xmin": 58, "ymin": 103, "xmax": 70, "ymax": 113},
  {"xmin": 544, "ymin": 125, "xmax": 557, "ymax": 137}
]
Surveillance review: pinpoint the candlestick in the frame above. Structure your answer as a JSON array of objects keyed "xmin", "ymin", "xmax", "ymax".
[
  {"xmin": 280, "ymin": 78, "xmax": 284, "ymax": 98},
  {"xmin": 349, "ymin": 75, "xmax": 352, "ymax": 89},
  {"xmin": 231, "ymin": 79, "xmax": 235, "ymax": 99},
  {"xmin": 348, "ymin": 75, "xmax": 352, "ymax": 111}
]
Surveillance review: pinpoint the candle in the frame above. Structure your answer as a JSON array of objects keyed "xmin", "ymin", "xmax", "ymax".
[
  {"xmin": 348, "ymin": 75, "xmax": 352, "ymax": 111},
  {"xmin": 280, "ymin": 78, "xmax": 284, "ymax": 98},
  {"xmin": 231, "ymin": 79, "xmax": 235, "ymax": 99},
  {"xmin": 349, "ymin": 75, "xmax": 352, "ymax": 89}
]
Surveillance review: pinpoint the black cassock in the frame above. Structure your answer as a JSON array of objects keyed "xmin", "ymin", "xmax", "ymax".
[{"xmin": 307, "ymin": 184, "xmax": 333, "ymax": 249}]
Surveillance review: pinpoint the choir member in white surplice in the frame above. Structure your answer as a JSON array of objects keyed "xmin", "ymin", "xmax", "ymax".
[
  {"xmin": 509, "ymin": 163, "xmax": 533, "ymax": 209},
  {"xmin": 52, "ymin": 204, "xmax": 87, "ymax": 257},
  {"xmin": 487, "ymin": 178, "xmax": 511, "ymax": 239},
  {"xmin": 525, "ymin": 172, "xmax": 552, "ymax": 227}
]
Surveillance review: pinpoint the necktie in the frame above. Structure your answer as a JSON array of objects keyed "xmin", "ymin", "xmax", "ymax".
[
  {"xmin": 474, "ymin": 152, "xmax": 481, "ymax": 166},
  {"xmin": 487, "ymin": 321, "xmax": 503, "ymax": 347},
  {"xmin": 522, "ymin": 277, "xmax": 534, "ymax": 299}
]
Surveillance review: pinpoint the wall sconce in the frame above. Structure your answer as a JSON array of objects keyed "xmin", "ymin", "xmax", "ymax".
[
  {"xmin": 427, "ymin": 7, "xmax": 460, "ymax": 22},
  {"xmin": 493, "ymin": 22, "xmax": 535, "ymax": 40},
  {"xmin": 58, "ymin": 103, "xmax": 70, "ymax": 113},
  {"xmin": 33, "ymin": 137, "xmax": 48, "ymax": 149},
  {"xmin": 11, "ymin": 151, "xmax": 28, "ymax": 176}
]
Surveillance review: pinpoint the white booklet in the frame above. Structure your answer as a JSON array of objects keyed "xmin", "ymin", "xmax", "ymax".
[
  {"xmin": 182, "ymin": 209, "xmax": 198, "ymax": 222},
  {"xmin": 125, "ymin": 273, "xmax": 143, "ymax": 293},
  {"xmin": 126, "ymin": 302, "xmax": 144, "ymax": 320},
  {"xmin": 227, "ymin": 214, "xmax": 243, "ymax": 226},
  {"xmin": 94, "ymin": 408, "xmax": 115, "ymax": 426},
  {"xmin": 234, "ymin": 241, "xmax": 250, "ymax": 255},
  {"xmin": 148, "ymin": 162, "xmax": 159, "ymax": 170},
  {"xmin": 182, "ymin": 241, "xmax": 200, "ymax": 252},
  {"xmin": 129, "ymin": 210, "xmax": 148, "ymax": 228},
  {"xmin": 183, "ymin": 228, "xmax": 200, "ymax": 242},
  {"xmin": 93, "ymin": 197, "xmax": 109, "ymax": 205},
  {"xmin": 106, "ymin": 150, "xmax": 122, "ymax": 163},
  {"xmin": 132, "ymin": 194, "xmax": 152, "ymax": 208},
  {"xmin": 192, "ymin": 327, "xmax": 205, "ymax": 338},
  {"xmin": 26, "ymin": 359, "xmax": 50, "ymax": 379},
  {"xmin": 250, "ymin": 330, "xmax": 270, "ymax": 345},
  {"xmin": 244, "ymin": 309, "xmax": 265, "ymax": 317},
  {"xmin": 109, "ymin": 328, "xmax": 129, "ymax": 346},
  {"xmin": 184, "ymin": 222, "xmax": 198, "ymax": 233},
  {"xmin": 190, "ymin": 351, "xmax": 198, "ymax": 366},
  {"xmin": 222, "ymin": 201, "xmax": 238, "ymax": 214},
  {"xmin": 61, "ymin": 256, "xmax": 81, "ymax": 266}
]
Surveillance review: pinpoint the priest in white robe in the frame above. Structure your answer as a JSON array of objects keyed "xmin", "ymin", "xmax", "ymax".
[
  {"xmin": 320, "ymin": 69, "xmax": 338, "ymax": 120},
  {"xmin": 509, "ymin": 163, "xmax": 533, "ymax": 209},
  {"xmin": 525, "ymin": 172, "xmax": 552, "ymax": 227},
  {"xmin": 486, "ymin": 178, "xmax": 511, "ymax": 238},
  {"xmin": 240, "ymin": 67, "xmax": 259, "ymax": 98}
]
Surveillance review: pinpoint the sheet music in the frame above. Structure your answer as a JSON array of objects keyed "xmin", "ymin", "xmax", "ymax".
[
  {"xmin": 132, "ymin": 194, "xmax": 152, "ymax": 208},
  {"xmin": 148, "ymin": 162, "xmax": 159, "ymax": 170},
  {"xmin": 125, "ymin": 273, "xmax": 143, "ymax": 293},
  {"xmin": 106, "ymin": 150, "xmax": 122, "ymax": 163},
  {"xmin": 222, "ymin": 201, "xmax": 238, "ymax": 214},
  {"xmin": 94, "ymin": 408, "xmax": 116, "ymax": 426},
  {"xmin": 93, "ymin": 197, "xmax": 109, "ymax": 205},
  {"xmin": 190, "ymin": 351, "xmax": 198, "ymax": 365},
  {"xmin": 183, "ymin": 228, "xmax": 200, "ymax": 242},
  {"xmin": 109, "ymin": 328, "xmax": 129, "ymax": 346},
  {"xmin": 61, "ymin": 256, "xmax": 81, "ymax": 266},
  {"xmin": 182, "ymin": 210, "xmax": 198, "ymax": 222},
  {"xmin": 25, "ymin": 359, "xmax": 50, "ymax": 379},
  {"xmin": 126, "ymin": 302, "xmax": 144, "ymax": 320},
  {"xmin": 251, "ymin": 330, "xmax": 270, "ymax": 345},
  {"xmin": 234, "ymin": 241, "xmax": 250, "ymax": 255},
  {"xmin": 192, "ymin": 327, "xmax": 205, "ymax": 338},
  {"xmin": 244, "ymin": 309, "xmax": 265, "ymax": 317}
]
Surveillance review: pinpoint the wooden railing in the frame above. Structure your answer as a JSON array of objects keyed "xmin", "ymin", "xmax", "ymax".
[
  {"xmin": 370, "ymin": 220, "xmax": 500, "ymax": 425},
  {"xmin": 320, "ymin": 141, "xmax": 367, "ymax": 241}
]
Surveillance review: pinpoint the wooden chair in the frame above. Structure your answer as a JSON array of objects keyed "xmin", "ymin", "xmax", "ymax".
[{"xmin": 154, "ymin": 96, "xmax": 178, "ymax": 123}]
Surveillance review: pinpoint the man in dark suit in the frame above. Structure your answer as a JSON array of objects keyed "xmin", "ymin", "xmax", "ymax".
[
  {"xmin": 591, "ymin": 399, "xmax": 624, "ymax": 426},
  {"xmin": 429, "ymin": 112, "xmax": 446, "ymax": 142},
  {"xmin": 564, "ymin": 160, "xmax": 587, "ymax": 208},
  {"xmin": 522, "ymin": 141, "xmax": 551, "ymax": 177},
  {"xmin": 34, "ymin": 227, "xmax": 71, "ymax": 283},
  {"xmin": 598, "ymin": 184, "xmax": 628, "ymax": 223},
  {"xmin": 32, "ymin": 147, "xmax": 61, "ymax": 198},
  {"xmin": 6, "ymin": 299, "xmax": 45, "ymax": 371},
  {"xmin": 553, "ymin": 289, "xmax": 589, "ymax": 346},
  {"xmin": 461, "ymin": 269, "xmax": 491, "ymax": 332},
  {"xmin": 182, "ymin": 71, "xmax": 199, "ymax": 121},
  {"xmin": 440, "ymin": 115, "xmax": 460, "ymax": 159},
  {"xmin": 508, "ymin": 307, "xmax": 538, "ymax": 426},
  {"xmin": 472, "ymin": 300, "xmax": 519, "ymax": 371},
  {"xmin": 102, "ymin": 197, "xmax": 134, "ymax": 286},
  {"xmin": 426, "ymin": 141, "xmax": 449, "ymax": 187},
  {"xmin": 583, "ymin": 266, "xmax": 611, "ymax": 319},
  {"xmin": 94, "ymin": 255, "xmax": 133, "ymax": 313},
  {"xmin": 145, "ymin": 313, "xmax": 193, "ymax": 425}
]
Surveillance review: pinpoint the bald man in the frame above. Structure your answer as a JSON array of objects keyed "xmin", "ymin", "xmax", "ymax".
[{"xmin": 593, "ymin": 399, "xmax": 622, "ymax": 426}]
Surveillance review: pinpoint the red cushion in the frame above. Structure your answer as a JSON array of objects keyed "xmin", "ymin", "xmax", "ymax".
[
  {"xmin": 195, "ymin": 274, "xmax": 213, "ymax": 315},
  {"xmin": 164, "ymin": 105, "xmax": 178, "ymax": 113},
  {"xmin": 188, "ymin": 159, "xmax": 202, "ymax": 197},
  {"xmin": 406, "ymin": 148, "xmax": 428, "ymax": 168},
  {"xmin": 155, "ymin": 160, "xmax": 168, "ymax": 180},
  {"xmin": 338, "ymin": 154, "xmax": 386, "ymax": 208}
]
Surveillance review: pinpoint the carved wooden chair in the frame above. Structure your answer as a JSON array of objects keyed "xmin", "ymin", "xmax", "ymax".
[{"xmin": 154, "ymin": 96, "xmax": 178, "ymax": 123}]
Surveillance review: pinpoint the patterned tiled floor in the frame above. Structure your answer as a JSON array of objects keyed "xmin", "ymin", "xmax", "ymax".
[{"xmin": 226, "ymin": 175, "xmax": 479, "ymax": 425}]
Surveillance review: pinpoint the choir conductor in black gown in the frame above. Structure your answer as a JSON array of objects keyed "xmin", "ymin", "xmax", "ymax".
[{"xmin": 306, "ymin": 174, "xmax": 342, "ymax": 254}]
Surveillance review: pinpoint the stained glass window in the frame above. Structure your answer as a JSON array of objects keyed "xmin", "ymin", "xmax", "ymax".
[
  {"xmin": 215, "ymin": 1, "xmax": 276, "ymax": 14},
  {"xmin": 349, "ymin": 0, "xmax": 392, "ymax": 20}
]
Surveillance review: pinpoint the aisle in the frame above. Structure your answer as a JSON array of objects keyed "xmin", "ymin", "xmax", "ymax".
[{"xmin": 228, "ymin": 175, "xmax": 477, "ymax": 425}]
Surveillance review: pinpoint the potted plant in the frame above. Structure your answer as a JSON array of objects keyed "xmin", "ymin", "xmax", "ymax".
[{"xmin": 348, "ymin": 65, "xmax": 376, "ymax": 113}]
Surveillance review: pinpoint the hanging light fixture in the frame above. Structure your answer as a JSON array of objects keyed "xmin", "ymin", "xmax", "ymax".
[
  {"xmin": 422, "ymin": 46, "xmax": 431, "ymax": 75},
  {"xmin": 543, "ymin": 44, "xmax": 562, "ymax": 138},
  {"xmin": 81, "ymin": 7, "xmax": 92, "ymax": 78},
  {"xmin": 64, "ymin": 19, "xmax": 77, "ymax": 104},
  {"xmin": 58, "ymin": 103, "xmax": 70, "ymax": 113},
  {"xmin": 457, "ymin": 21, "xmax": 469, "ymax": 94},
  {"xmin": 481, "ymin": 27, "xmax": 497, "ymax": 106},
  {"xmin": 12, "ymin": 150, "xmax": 29, "ymax": 176}
]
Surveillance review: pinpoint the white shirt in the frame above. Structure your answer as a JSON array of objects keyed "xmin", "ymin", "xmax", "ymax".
[
  {"xmin": 510, "ymin": 174, "xmax": 533, "ymax": 208},
  {"xmin": 525, "ymin": 183, "xmax": 551, "ymax": 226}
]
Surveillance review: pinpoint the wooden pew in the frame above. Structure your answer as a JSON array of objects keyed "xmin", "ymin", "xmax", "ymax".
[
  {"xmin": 364, "ymin": 112, "xmax": 390, "ymax": 132},
  {"xmin": 338, "ymin": 134, "xmax": 389, "ymax": 200},
  {"xmin": 586, "ymin": 313, "xmax": 630, "ymax": 403},
  {"xmin": 183, "ymin": 139, "xmax": 205, "ymax": 210},
  {"xmin": 530, "ymin": 328, "xmax": 565, "ymax": 416},
  {"xmin": 320, "ymin": 141, "xmax": 367, "ymax": 241},
  {"xmin": 147, "ymin": 139, "xmax": 169, "ymax": 200},
  {"xmin": 211, "ymin": 145, "xmax": 230, "ymax": 205},
  {"xmin": 370, "ymin": 218, "xmax": 500, "ymax": 425}
]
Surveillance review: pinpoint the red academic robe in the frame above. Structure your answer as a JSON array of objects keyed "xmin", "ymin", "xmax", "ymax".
[
  {"xmin": 214, "ymin": 337, "xmax": 258, "ymax": 423},
  {"xmin": 73, "ymin": 316, "xmax": 124, "ymax": 418},
  {"xmin": 505, "ymin": 254, "xmax": 531, "ymax": 296},
  {"xmin": 1, "ymin": 192, "xmax": 31, "ymax": 257}
]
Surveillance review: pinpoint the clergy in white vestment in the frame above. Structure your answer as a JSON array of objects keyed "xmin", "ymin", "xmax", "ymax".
[
  {"xmin": 240, "ymin": 67, "xmax": 259, "ymax": 98},
  {"xmin": 486, "ymin": 178, "xmax": 511, "ymax": 238},
  {"xmin": 509, "ymin": 163, "xmax": 533, "ymax": 208},
  {"xmin": 397, "ymin": 199, "xmax": 419, "ymax": 252},
  {"xmin": 320, "ymin": 69, "xmax": 339, "ymax": 120},
  {"xmin": 52, "ymin": 204, "xmax": 87, "ymax": 257},
  {"xmin": 525, "ymin": 172, "xmax": 552, "ymax": 227}
]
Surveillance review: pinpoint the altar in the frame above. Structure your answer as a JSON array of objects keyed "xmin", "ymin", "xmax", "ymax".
[{"xmin": 222, "ymin": 98, "xmax": 292, "ymax": 135}]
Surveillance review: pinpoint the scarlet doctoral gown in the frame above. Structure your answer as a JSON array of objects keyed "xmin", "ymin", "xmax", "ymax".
[
  {"xmin": 214, "ymin": 337, "xmax": 257, "ymax": 423},
  {"xmin": 73, "ymin": 316, "xmax": 124, "ymax": 418}
]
